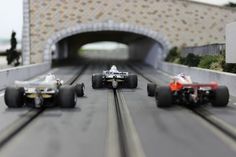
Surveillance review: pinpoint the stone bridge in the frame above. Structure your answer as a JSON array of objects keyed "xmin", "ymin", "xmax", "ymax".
[{"xmin": 22, "ymin": 0, "xmax": 236, "ymax": 67}]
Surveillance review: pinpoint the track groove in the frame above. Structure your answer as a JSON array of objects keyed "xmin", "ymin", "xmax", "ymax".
[
  {"xmin": 113, "ymin": 89, "xmax": 127, "ymax": 157},
  {"xmin": 110, "ymin": 89, "xmax": 146, "ymax": 157}
]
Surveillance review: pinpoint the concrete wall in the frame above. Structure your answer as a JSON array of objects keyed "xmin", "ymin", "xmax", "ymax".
[
  {"xmin": 129, "ymin": 38, "xmax": 164, "ymax": 68},
  {"xmin": 24, "ymin": 0, "xmax": 236, "ymax": 63},
  {"xmin": 158, "ymin": 62, "xmax": 236, "ymax": 96},
  {"xmin": 226, "ymin": 22, "xmax": 236, "ymax": 63},
  {"xmin": 0, "ymin": 63, "xmax": 51, "ymax": 90},
  {"xmin": 55, "ymin": 40, "xmax": 69, "ymax": 60}
]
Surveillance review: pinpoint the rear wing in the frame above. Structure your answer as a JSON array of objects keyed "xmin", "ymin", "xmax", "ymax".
[
  {"xmin": 103, "ymin": 71, "xmax": 128, "ymax": 76},
  {"xmin": 15, "ymin": 80, "xmax": 58, "ymax": 89},
  {"xmin": 169, "ymin": 82, "xmax": 218, "ymax": 91}
]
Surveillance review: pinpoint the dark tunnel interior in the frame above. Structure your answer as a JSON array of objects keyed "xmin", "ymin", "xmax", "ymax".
[{"xmin": 53, "ymin": 31, "xmax": 165, "ymax": 68}]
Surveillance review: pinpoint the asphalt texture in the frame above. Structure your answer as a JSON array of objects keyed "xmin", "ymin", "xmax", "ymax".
[
  {"xmin": 135, "ymin": 64, "xmax": 236, "ymax": 132},
  {"xmin": 0, "ymin": 63, "xmax": 236, "ymax": 157}
]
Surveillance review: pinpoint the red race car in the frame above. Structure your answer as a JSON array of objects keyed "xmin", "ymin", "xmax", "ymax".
[{"xmin": 147, "ymin": 73, "xmax": 229, "ymax": 108}]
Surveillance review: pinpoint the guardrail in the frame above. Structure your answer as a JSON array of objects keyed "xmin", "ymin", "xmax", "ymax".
[
  {"xmin": 0, "ymin": 63, "xmax": 51, "ymax": 90},
  {"xmin": 182, "ymin": 43, "xmax": 225, "ymax": 57},
  {"xmin": 158, "ymin": 62, "xmax": 236, "ymax": 96}
]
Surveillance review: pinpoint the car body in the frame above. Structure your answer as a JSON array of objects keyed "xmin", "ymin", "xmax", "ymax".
[
  {"xmin": 92, "ymin": 65, "xmax": 138, "ymax": 89},
  {"xmin": 4, "ymin": 73, "xmax": 85, "ymax": 108},
  {"xmin": 147, "ymin": 73, "xmax": 229, "ymax": 108}
]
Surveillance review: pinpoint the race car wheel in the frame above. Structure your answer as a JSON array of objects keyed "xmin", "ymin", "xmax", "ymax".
[
  {"xmin": 156, "ymin": 86, "xmax": 172, "ymax": 108},
  {"xmin": 58, "ymin": 86, "xmax": 76, "ymax": 108},
  {"xmin": 92, "ymin": 74, "xmax": 103, "ymax": 89},
  {"xmin": 147, "ymin": 83, "xmax": 156, "ymax": 97},
  {"xmin": 4, "ymin": 87, "xmax": 24, "ymax": 108},
  {"xmin": 75, "ymin": 83, "xmax": 84, "ymax": 97},
  {"xmin": 211, "ymin": 86, "xmax": 229, "ymax": 107},
  {"xmin": 127, "ymin": 74, "xmax": 138, "ymax": 88}
]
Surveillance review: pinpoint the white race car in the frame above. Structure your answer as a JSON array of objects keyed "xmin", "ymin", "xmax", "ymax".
[
  {"xmin": 4, "ymin": 73, "xmax": 85, "ymax": 108},
  {"xmin": 92, "ymin": 65, "xmax": 138, "ymax": 89}
]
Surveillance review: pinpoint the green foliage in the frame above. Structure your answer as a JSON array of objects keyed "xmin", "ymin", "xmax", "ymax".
[
  {"xmin": 182, "ymin": 53, "xmax": 201, "ymax": 67},
  {"xmin": 222, "ymin": 62, "xmax": 236, "ymax": 73},
  {"xmin": 165, "ymin": 47, "xmax": 236, "ymax": 73},
  {"xmin": 210, "ymin": 62, "xmax": 223, "ymax": 71},
  {"xmin": 225, "ymin": 2, "xmax": 236, "ymax": 7},
  {"xmin": 216, "ymin": 51, "xmax": 236, "ymax": 73},
  {"xmin": 165, "ymin": 47, "xmax": 186, "ymax": 65},
  {"xmin": 198, "ymin": 55, "xmax": 224, "ymax": 71},
  {"xmin": 165, "ymin": 47, "xmax": 179, "ymax": 62}
]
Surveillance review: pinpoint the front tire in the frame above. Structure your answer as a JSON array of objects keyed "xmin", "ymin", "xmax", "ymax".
[
  {"xmin": 156, "ymin": 86, "xmax": 172, "ymax": 108},
  {"xmin": 58, "ymin": 86, "xmax": 76, "ymax": 108},
  {"xmin": 4, "ymin": 87, "xmax": 24, "ymax": 108},
  {"xmin": 147, "ymin": 83, "xmax": 156, "ymax": 97},
  {"xmin": 127, "ymin": 74, "xmax": 138, "ymax": 89},
  {"xmin": 211, "ymin": 86, "xmax": 229, "ymax": 107}
]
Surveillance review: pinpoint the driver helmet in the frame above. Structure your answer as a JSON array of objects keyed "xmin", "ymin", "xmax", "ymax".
[
  {"xmin": 45, "ymin": 73, "xmax": 56, "ymax": 81},
  {"xmin": 179, "ymin": 73, "xmax": 186, "ymax": 78},
  {"xmin": 110, "ymin": 65, "xmax": 118, "ymax": 72}
]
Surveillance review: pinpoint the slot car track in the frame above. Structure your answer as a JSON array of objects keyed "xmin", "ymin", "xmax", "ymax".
[
  {"xmin": 107, "ymin": 89, "xmax": 145, "ymax": 157},
  {"xmin": 0, "ymin": 63, "xmax": 236, "ymax": 157},
  {"xmin": 129, "ymin": 64, "xmax": 236, "ymax": 148}
]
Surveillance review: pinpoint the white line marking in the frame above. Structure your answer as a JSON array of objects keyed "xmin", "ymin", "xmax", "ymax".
[{"xmin": 0, "ymin": 93, "xmax": 4, "ymax": 97}]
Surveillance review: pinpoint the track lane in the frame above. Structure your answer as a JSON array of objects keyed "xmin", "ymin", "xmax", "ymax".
[
  {"xmin": 1, "ymin": 63, "xmax": 236, "ymax": 157},
  {"xmin": 0, "ymin": 64, "xmax": 109, "ymax": 157},
  {"xmin": 134, "ymin": 64, "xmax": 236, "ymax": 131},
  {"xmin": 120, "ymin": 64, "xmax": 236, "ymax": 157},
  {"xmin": 0, "ymin": 66, "xmax": 79, "ymax": 133}
]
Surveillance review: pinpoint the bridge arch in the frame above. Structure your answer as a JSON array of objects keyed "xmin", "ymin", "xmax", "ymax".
[{"xmin": 41, "ymin": 21, "xmax": 171, "ymax": 67}]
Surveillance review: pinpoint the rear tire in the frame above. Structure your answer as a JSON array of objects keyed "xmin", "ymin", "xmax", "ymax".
[
  {"xmin": 75, "ymin": 83, "xmax": 84, "ymax": 97},
  {"xmin": 127, "ymin": 74, "xmax": 138, "ymax": 88},
  {"xmin": 4, "ymin": 87, "xmax": 24, "ymax": 108},
  {"xmin": 147, "ymin": 83, "xmax": 156, "ymax": 97},
  {"xmin": 211, "ymin": 86, "xmax": 229, "ymax": 107},
  {"xmin": 58, "ymin": 86, "xmax": 76, "ymax": 108},
  {"xmin": 92, "ymin": 74, "xmax": 103, "ymax": 89},
  {"xmin": 156, "ymin": 86, "xmax": 172, "ymax": 108}
]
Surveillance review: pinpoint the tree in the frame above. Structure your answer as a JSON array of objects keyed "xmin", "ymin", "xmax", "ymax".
[{"xmin": 225, "ymin": 2, "xmax": 236, "ymax": 7}]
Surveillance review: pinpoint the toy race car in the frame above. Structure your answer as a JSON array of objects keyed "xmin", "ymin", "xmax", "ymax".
[
  {"xmin": 92, "ymin": 65, "xmax": 138, "ymax": 89},
  {"xmin": 147, "ymin": 73, "xmax": 229, "ymax": 108},
  {"xmin": 4, "ymin": 73, "xmax": 85, "ymax": 108}
]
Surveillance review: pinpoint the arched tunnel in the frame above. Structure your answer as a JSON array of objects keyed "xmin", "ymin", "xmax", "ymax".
[{"xmin": 53, "ymin": 31, "xmax": 166, "ymax": 68}]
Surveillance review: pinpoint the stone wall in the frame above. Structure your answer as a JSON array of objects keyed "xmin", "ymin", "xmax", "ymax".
[{"xmin": 25, "ymin": 0, "xmax": 236, "ymax": 63}]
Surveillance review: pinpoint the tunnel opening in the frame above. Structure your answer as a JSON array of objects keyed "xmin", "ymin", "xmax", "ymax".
[
  {"xmin": 79, "ymin": 41, "xmax": 129, "ymax": 61},
  {"xmin": 41, "ymin": 22, "xmax": 171, "ymax": 68},
  {"xmin": 52, "ymin": 30, "xmax": 167, "ymax": 68}
]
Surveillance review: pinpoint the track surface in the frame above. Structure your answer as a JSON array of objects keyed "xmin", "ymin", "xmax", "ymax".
[{"xmin": 0, "ymin": 63, "xmax": 236, "ymax": 157}]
